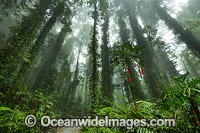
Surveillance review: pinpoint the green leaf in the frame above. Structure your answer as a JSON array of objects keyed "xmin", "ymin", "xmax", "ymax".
[
  {"xmin": 187, "ymin": 88, "xmax": 191, "ymax": 98},
  {"xmin": 0, "ymin": 107, "xmax": 12, "ymax": 112},
  {"xmin": 191, "ymin": 88, "xmax": 200, "ymax": 93},
  {"xmin": 0, "ymin": 75, "xmax": 4, "ymax": 79},
  {"xmin": 0, "ymin": 92, "xmax": 4, "ymax": 96}
]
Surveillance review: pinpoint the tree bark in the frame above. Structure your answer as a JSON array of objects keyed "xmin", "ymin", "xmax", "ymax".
[
  {"xmin": 101, "ymin": 12, "xmax": 113, "ymax": 106},
  {"xmin": 19, "ymin": 6, "xmax": 64, "ymax": 76},
  {"xmin": 70, "ymin": 45, "xmax": 81, "ymax": 100},
  {"xmin": 0, "ymin": 0, "xmax": 52, "ymax": 96},
  {"xmin": 89, "ymin": 2, "xmax": 98, "ymax": 114},
  {"xmin": 31, "ymin": 25, "xmax": 70, "ymax": 90},
  {"xmin": 153, "ymin": 2, "xmax": 200, "ymax": 58},
  {"xmin": 118, "ymin": 13, "xmax": 145, "ymax": 100},
  {"xmin": 183, "ymin": 53, "xmax": 200, "ymax": 78},
  {"xmin": 124, "ymin": 0, "xmax": 161, "ymax": 97},
  {"xmin": 156, "ymin": 46, "xmax": 179, "ymax": 77}
]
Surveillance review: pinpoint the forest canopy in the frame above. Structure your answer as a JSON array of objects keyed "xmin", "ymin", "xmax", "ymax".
[{"xmin": 0, "ymin": 0, "xmax": 199, "ymax": 132}]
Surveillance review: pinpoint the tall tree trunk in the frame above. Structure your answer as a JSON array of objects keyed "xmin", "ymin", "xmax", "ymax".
[
  {"xmin": 118, "ymin": 14, "xmax": 133, "ymax": 103},
  {"xmin": 84, "ymin": 62, "xmax": 90, "ymax": 105},
  {"xmin": 146, "ymin": 40, "xmax": 170, "ymax": 85},
  {"xmin": 11, "ymin": 6, "xmax": 65, "ymax": 90},
  {"xmin": 58, "ymin": 54, "xmax": 74, "ymax": 112},
  {"xmin": 101, "ymin": 12, "xmax": 113, "ymax": 106},
  {"xmin": 183, "ymin": 53, "xmax": 200, "ymax": 78},
  {"xmin": 0, "ymin": 0, "xmax": 52, "ymax": 96},
  {"xmin": 145, "ymin": 31, "xmax": 170, "ymax": 86},
  {"xmin": 89, "ymin": 3, "xmax": 98, "ymax": 115},
  {"xmin": 156, "ymin": 46, "xmax": 179, "ymax": 77},
  {"xmin": 70, "ymin": 45, "xmax": 81, "ymax": 100},
  {"xmin": 1, "ymin": 0, "xmax": 52, "ymax": 68},
  {"xmin": 151, "ymin": 45, "xmax": 170, "ymax": 85},
  {"xmin": 124, "ymin": 0, "xmax": 161, "ymax": 97},
  {"xmin": 56, "ymin": 54, "xmax": 72, "ymax": 91},
  {"xmin": 138, "ymin": 6, "xmax": 176, "ymax": 84},
  {"xmin": 64, "ymin": 50, "xmax": 81, "ymax": 112},
  {"xmin": 124, "ymin": 77, "xmax": 132, "ymax": 103},
  {"xmin": 118, "ymin": 13, "xmax": 145, "ymax": 100},
  {"xmin": 153, "ymin": 2, "xmax": 200, "ymax": 58},
  {"xmin": 31, "ymin": 25, "xmax": 70, "ymax": 90},
  {"xmin": 19, "ymin": 3, "xmax": 65, "ymax": 77}
]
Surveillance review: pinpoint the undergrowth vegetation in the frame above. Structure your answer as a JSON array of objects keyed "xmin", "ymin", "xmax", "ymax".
[
  {"xmin": 0, "ymin": 88, "xmax": 60, "ymax": 132},
  {"xmin": 0, "ymin": 65, "xmax": 199, "ymax": 133},
  {"xmin": 82, "ymin": 74, "xmax": 200, "ymax": 132}
]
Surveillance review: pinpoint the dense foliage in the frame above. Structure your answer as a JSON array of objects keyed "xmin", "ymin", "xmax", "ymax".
[{"xmin": 0, "ymin": 0, "xmax": 199, "ymax": 132}]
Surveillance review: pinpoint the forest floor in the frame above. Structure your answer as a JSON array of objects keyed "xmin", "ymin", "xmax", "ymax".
[{"xmin": 56, "ymin": 127, "xmax": 81, "ymax": 133}]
